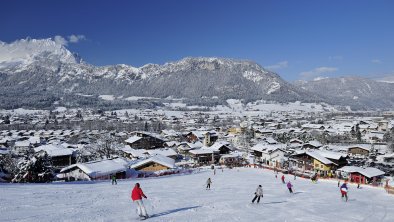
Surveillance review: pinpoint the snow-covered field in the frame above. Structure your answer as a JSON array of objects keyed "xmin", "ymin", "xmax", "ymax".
[{"xmin": 1, "ymin": 168, "xmax": 393, "ymax": 222}]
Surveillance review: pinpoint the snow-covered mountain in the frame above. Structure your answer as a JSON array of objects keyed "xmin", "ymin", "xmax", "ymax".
[
  {"xmin": 295, "ymin": 77, "xmax": 394, "ymax": 109},
  {"xmin": 0, "ymin": 38, "xmax": 81, "ymax": 71},
  {"xmin": 0, "ymin": 38, "xmax": 320, "ymax": 109},
  {"xmin": 1, "ymin": 38, "xmax": 393, "ymax": 110}
]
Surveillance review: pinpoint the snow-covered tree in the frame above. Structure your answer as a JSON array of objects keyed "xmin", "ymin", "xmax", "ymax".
[
  {"xmin": 0, "ymin": 153, "xmax": 18, "ymax": 181},
  {"xmin": 12, "ymin": 151, "xmax": 54, "ymax": 183}
]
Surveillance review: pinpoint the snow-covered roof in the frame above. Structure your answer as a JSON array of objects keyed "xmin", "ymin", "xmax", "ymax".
[
  {"xmin": 125, "ymin": 135, "xmax": 142, "ymax": 144},
  {"xmin": 60, "ymin": 158, "xmax": 129, "ymax": 177},
  {"xmin": 301, "ymin": 124, "xmax": 325, "ymax": 129},
  {"xmin": 165, "ymin": 141, "xmax": 180, "ymax": 147},
  {"xmin": 207, "ymin": 141, "xmax": 232, "ymax": 152},
  {"xmin": 121, "ymin": 146, "xmax": 148, "ymax": 158},
  {"xmin": 129, "ymin": 154, "xmax": 175, "ymax": 170},
  {"xmin": 14, "ymin": 140, "xmax": 31, "ymax": 147},
  {"xmin": 34, "ymin": 144, "xmax": 73, "ymax": 157},
  {"xmin": 264, "ymin": 137, "xmax": 278, "ymax": 144},
  {"xmin": 190, "ymin": 130, "xmax": 218, "ymax": 138},
  {"xmin": 304, "ymin": 140, "xmax": 322, "ymax": 148},
  {"xmin": 28, "ymin": 136, "xmax": 41, "ymax": 144},
  {"xmin": 147, "ymin": 148, "xmax": 177, "ymax": 157},
  {"xmin": 337, "ymin": 166, "xmax": 385, "ymax": 178},
  {"xmin": 316, "ymin": 150, "xmax": 348, "ymax": 160},
  {"xmin": 220, "ymin": 152, "xmax": 244, "ymax": 159},
  {"xmin": 347, "ymin": 144, "xmax": 371, "ymax": 151},
  {"xmin": 161, "ymin": 129, "xmax": 180, "ymax": 137},
  {"xmin": 294, "ymin": 150, "xmax": 334, "ymax": 165},
  {"xmin": 189, "ymin": 149, "xmax": 214, "ymax": 155},
  {"xmin": 251, "ymin": 143, "xmax": 286, "ymax": 153},
  {"xmin": 136, "ymin": 131, "xmax": 165, "ymax": 141},
  {"xmin": 179, "ymin": 141, "xmax": 203, "ymax": 151},
  {"xmin": 306, "ymin": 151, "xmax": 334, "ymax": 165},
  {"xmin": 289, "ymin": 138, "xmax": 303, "ymax": 144}
]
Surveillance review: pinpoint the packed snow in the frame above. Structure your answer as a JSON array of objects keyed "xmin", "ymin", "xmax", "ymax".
[
  {"xmin": 1, "ymin": 168, "xmax": 393, "ymax": 222},
  {"xmin": 98, "ymin": 95, "xmax": 116, "ymax": 101}
]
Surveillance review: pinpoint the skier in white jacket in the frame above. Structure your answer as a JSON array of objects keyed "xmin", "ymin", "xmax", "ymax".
[{"xmin": 252, "ymin": 185, "xmax": 263, "ymax": 203}]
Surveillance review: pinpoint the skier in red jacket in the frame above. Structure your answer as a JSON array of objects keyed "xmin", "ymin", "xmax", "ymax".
[
  {"xmin": 281, "ymin": 175, "xmax": 285, "ymax": 184},
  {"xmin": 131, "ymin": 183, "xmax": 148, "ymax": 219}
]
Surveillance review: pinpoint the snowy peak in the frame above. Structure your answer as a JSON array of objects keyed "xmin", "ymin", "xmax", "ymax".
[
  {"xmin": 295, "ymin": 76, "xmax": 394, "ymax": 109},
  {"xmin": 0, "ymin": 38, "xmax": 80, "ymax": 70}
]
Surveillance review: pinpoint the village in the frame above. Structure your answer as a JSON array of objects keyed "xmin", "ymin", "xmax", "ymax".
[{"xmin": 0, "ymin": 106, "xmax": 393, "ymax": 194}]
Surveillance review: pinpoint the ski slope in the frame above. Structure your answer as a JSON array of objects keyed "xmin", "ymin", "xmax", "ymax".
[{"xmin": 1, "ymin": 168, "xmax": 393, "ymax": 222}]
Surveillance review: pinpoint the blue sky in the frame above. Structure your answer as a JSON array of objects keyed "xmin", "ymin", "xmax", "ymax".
[{"xmin": 1, "ymin": 0, "xmax": 394, "ymax": 81}]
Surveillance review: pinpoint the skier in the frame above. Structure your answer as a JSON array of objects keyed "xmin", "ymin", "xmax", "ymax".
[
  {"xmin": 337, "ymin": 180, "xmax": 340, "ymax": 187},
  {"xmin": 112, "ymin": 175, "xmax": 117, "ymax": 185},
  {"xmin": 287, "ymin": 181, "xmax": 293, "ymax": 193},
  {"xmin": 311, "ymin": 174, "xmax": 317, "ymax": 183},
  {"xmin": 206, "ymin": 178, "xmax": 212, "ymax": 190},
  {"xmin": 131, "ymin": 183, "xmax": 148, "ymax": 219},
  {"xmin": 214, "ymin": 169, "xmax": 216, "ymax": 175},
  {"xmin": 252, "ymin": 185, "xmax": 263, "ymax": 203},
  {"xmin": 294, "ymin": 173, "xmax": 297, "ymax": 180},
  {"xmin": 340, "ymin": 181, "xmax": 348, "ymax": 202},
  {"xmin": 281, "ymin": 175, "xmax": 285, "ymax": 184},
  {"xmin": 357, "ymin": 183, "xmax": 361, "ymax": 189}
]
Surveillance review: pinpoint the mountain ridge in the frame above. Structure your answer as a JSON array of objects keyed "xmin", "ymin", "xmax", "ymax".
[{"xmin": 0, "ymin": 38, "xmax": 393, "ymax": 110}]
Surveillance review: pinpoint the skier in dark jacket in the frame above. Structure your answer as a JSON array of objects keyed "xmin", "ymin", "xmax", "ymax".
[
  {"xmin": 206, "ymin": 178, "xmax": 212, "ymax": 190},
  {"xmin": 252, "ymin": 185, "xmax": 263, "ymax": 203}
]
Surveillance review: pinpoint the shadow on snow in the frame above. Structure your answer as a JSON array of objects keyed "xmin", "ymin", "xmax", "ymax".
[
  {"xmin": 262, "ymin": 201, "xmax": 287, "ymax": 205},
  {"xmin": 151, "ymin": 206, "xmax": 202, "ymax": 218}
]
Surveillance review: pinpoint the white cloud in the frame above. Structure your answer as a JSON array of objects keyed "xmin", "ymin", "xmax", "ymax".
[
  {"xmin": 300, "ymin": 67, "xmax": 338, "ymax": 80},
  {"xmin": 68, "ymin": 34, "xmax": 86, "ymax": 43},
  {"xmin": 53, "ymin": 34, "xmax": 86, "ymax": 46},
  {"xmin": 371, "ymin": 59, "xmax": 382, "ymax": 64},
  {"xmin": 54, "ymin": 35, "xmax": 68, "ymax": 46},
  {"xmin": 266, "ymin": 61, "xmax": 288, "ymax": 70}
]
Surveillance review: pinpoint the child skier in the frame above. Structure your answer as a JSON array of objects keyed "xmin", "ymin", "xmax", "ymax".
[
  {"xmin": 131, "ymin": 183, "xmax": 148, "ymax": 219},
  {"xmin": 252, "ymin": 185, "xmax": 263, "ymax": 203},
  {"xmin": 340, "ymin": 181, "xmax": 348, "ymax": 202},
  {"xmin": 287, "ymin": 181, "xmax": 293, "ymax": 193},
  {"xmin": 206, "ymin": 178, "xmax": 212, "ymax": 190},
  {"xmin": 112, "ymin": 175, "xmax": 117, "ymax": 185},
  {"xmin": 281, "ymin": 175, "xmax": 285, "ymax": 184}
]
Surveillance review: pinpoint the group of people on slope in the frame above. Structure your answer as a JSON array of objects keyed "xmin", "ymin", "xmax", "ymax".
[
  {"xmin": 251, "ymin": 175, "xmax": 294, "ymax": 204},
  {"xmin": 130, "ymin": 173, "xmax": 352, "ymax": 219}
]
